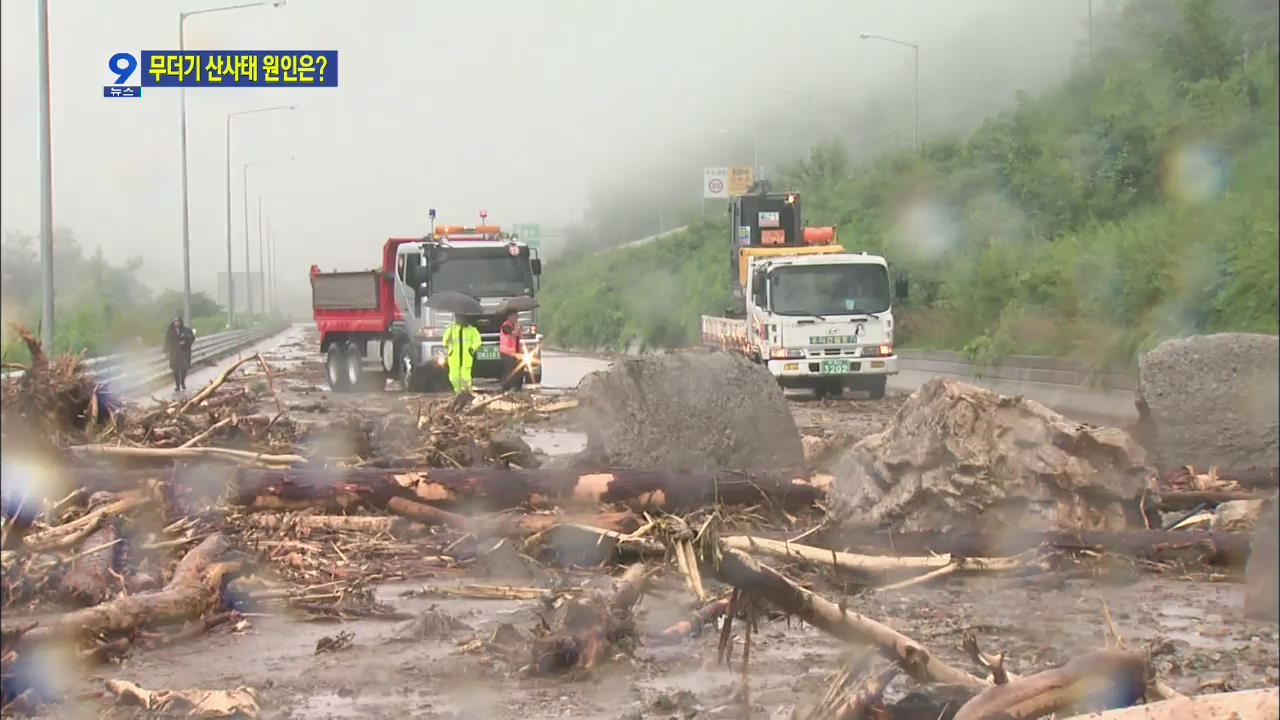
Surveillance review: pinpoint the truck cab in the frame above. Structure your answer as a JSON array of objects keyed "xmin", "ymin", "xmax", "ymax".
[
  {"xmin": 744, "ymin": 251, "xmax": 902, "ymax": 397},
  {"xmin": 393, "ymin": 225, "xmax": 544, "ymax": 388}
]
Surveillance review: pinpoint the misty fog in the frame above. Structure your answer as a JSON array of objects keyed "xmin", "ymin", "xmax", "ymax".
[{"xmin": 2, "ymin": 0, "xmax": 1092, "ymax": 313}]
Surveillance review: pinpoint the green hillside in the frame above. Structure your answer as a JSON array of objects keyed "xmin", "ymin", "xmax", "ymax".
[{"xmin": 540, "ymin": 0, "xmax": 1279, "ymax": 367}]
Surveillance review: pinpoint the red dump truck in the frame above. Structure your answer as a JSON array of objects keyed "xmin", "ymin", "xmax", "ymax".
[{"xmin": 310, "ymin": 224, "xmax": 543, "ymax": 392}]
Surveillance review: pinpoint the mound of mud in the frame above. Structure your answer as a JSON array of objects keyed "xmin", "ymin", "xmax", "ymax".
[
  {"xmin": 1138, "ymin": 333, "xmax": 1279, "ymax": 468},
  {"xmin": 1245, "ymin": 496, "xmax": 1278, "ymax": 621},
  {"xmin": 573, "ymin": 349, "xmax": 803, "ymax": 472},
  {"xmin": 828, "ymin": 378, "xmax": 1155, "ymax": 533}
]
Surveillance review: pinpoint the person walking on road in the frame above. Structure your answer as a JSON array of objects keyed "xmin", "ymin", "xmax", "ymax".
[
  {"xmin": 443, "ymin": 314, "xmax": 481, "ymax": 394},
  {"xmin": 163, "ymin": 315, "xmax": 195, "ymax": 392},
  {"xmin": 498, "ymin": 310, "xmax": 525, "ymax": 391}
]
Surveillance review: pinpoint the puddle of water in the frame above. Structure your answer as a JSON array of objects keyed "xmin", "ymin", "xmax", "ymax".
[{"xmin": 522, "ymin": 428, "xmax": 588, "ymax": 456}]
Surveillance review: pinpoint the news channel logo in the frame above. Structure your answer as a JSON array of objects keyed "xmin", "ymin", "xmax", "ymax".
[{"xmin": 103, "ymin": 50, "xmax": 338, "ymax": 98}]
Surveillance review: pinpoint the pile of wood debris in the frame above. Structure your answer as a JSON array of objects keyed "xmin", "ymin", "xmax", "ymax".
[{"xmin": 1, "ymin": 336, "xmax": 1275, "ymax": 719}]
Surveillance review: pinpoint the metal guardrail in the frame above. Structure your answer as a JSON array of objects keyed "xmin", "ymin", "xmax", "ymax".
[
  {"xmin": 1, "ymin": 326, "xmax": 284, "ymax": 395},
  {"xmin": 896, "ymin": 349, "xmax": 1137, "ymax": 392}
]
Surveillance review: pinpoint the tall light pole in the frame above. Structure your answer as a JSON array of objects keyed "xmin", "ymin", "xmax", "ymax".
[
  {"xmin": 257, "ymin": 195, "xmax": 266, "ymax": 319},
  {"xmin": 266, "ymin": 222, "xmax": 274, "ymax": 314},
  {"xmin": 36, "ymin": 0, "xmax": 54, "ymax": 350},
  {"xmin": 859, "ymin": 32, "xmax": 919, "ymax": 151},
  {"xmin": 178, "ymin": 1, "xmax": 285, "ymax": 327},
  {"xmin": 242, "ymin": 156, "xmax": 293, "ymax": 316},
  {"xmin": 224, "ymin": 105, "xmax": 294, "ymax": 327}
]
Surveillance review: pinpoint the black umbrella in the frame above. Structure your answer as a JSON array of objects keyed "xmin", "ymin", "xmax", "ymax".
[
  {"xmin": 495, "ymin": 295, "xmax": 539, "ymax": 315},
  {"xmin": 427, "ymin": 290, "xmax": 483, "ymax": 316}
]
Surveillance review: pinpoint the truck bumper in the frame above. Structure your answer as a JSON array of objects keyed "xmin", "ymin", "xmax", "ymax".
[
  {"xmin": 767, "ymin": 355, "xmax": 899, "ymax": 386},
  {"xmin": 417, "ymin": 339, "xmax": 543, "ymax": 381}
]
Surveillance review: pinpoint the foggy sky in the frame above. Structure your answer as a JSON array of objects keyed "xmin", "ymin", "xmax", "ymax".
[{"xmin": 1, "ymin": 0, "xmax": 1091, "ymax": 303}]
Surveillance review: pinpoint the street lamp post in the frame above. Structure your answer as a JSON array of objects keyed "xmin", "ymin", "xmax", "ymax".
[
  {"xmin": 224, "ymin": 105, "xmax": 294, "ymax": 327},
  {"xmin": 177, "ymin": 1, "xmax": 285, "ymax": 327},
  {"xmin": 257, "ymin": 196, "xmax": 266, "ymax": 318},
  {"xmin": 242, "ymin": 156, "xmax": 293, "ymax": 317},
  {"xmin": 859, "ymin": 32, "xmax": 919, "ymax": 151},
  {"xmin": 266, "ymin": 220, "xmax": 278, "ymax": 315},
  {"xmin": 36, "ymin": 0, "xmax": 54, "ymax": 350}
]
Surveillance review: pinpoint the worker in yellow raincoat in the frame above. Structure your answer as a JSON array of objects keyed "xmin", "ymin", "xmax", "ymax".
[{"xmin": 443, "ymin": 315, "xmax": 482, "ymax": 393}]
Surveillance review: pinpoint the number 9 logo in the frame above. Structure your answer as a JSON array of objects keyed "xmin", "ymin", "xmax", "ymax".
[{"xmin": 108, "ymin": 52, "xmax": 137, "ymax": 84}]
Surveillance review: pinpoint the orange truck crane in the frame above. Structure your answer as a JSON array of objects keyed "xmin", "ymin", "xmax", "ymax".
[{"xmin": 701, "ymin": 182, "xmax": 907, "ymax": 399}]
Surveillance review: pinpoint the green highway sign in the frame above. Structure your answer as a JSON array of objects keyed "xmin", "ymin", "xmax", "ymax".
[{"xmin": 513, "ymin": 223, "xmax": 541, "ymax": 248}]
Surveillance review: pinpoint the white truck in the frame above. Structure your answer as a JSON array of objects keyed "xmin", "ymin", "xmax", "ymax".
[{"xmin": 701, "ymin": 184, "xmax": 906, "ymax": 399}]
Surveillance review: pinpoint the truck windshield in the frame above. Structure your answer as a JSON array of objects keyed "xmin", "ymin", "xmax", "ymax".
[
  {"xmin": 430, "ymin": 248, "xmax": 533, "ymax": 298},
  {"xmin": 769, "ymin": 264, "xmax": 891, "ymax": 316}
]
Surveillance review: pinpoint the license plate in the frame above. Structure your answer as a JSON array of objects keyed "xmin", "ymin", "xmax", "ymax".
[
  {"xmin": 820, "ymin": 359, "xmax": 851, "ymax": 374},
  {"xmin": 476, "ymin": 346, "xmax": 499, "ymax": 361}
]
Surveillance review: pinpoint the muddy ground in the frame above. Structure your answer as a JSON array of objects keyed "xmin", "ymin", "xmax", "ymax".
[{"xmin": 8, "ymin": 328, "xmax": 1278, "ymax": 719}]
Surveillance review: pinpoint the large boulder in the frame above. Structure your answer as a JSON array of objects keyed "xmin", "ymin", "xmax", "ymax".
[
  {"xmin": 572, "ymin": 349, "xmax": 804, "ymax": 472},
  {"xmin": 1245, "ymin": 496, "xmax": 1278, "ymax": 622},
  {"xmin": 829, "ymin": 379, "xmax": 1155, "ymax": 533},
  {"xmin": 1138, "ymin": 333, "xmax": 1279, "ymax": 468}
]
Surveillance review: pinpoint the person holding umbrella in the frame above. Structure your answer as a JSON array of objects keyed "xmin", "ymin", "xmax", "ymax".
[
  {"xmin": 427, "ymin": 291, "xmax": 486, "ymax": 395},
  {"xmin": 496, "ymin": 295, "xmax": 537, "ymax": 391},
  {"xmin": 443, "ymin": 314, "xmax": 481, "ymax": 394},
  {"xmin": 498, "ymin": 308, "xmax": 524, "ymax": 391}
]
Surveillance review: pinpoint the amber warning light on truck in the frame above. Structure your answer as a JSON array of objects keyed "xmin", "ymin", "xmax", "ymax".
[{"xmin": 103, "ymin": 50, "xmax": 338, "ymax": 97}]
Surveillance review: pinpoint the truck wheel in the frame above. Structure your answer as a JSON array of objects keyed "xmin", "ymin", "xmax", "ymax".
[
  {"xmin": 866, "ymin": 376, "xmax": 887, "ymax": 400},
  {"xmin": 424, "ymin": 364, "xmax": 451, "ymax": 393},
  {"xmin": 326, "ymin": 344, "xmax": 351, "ymax": 393},
  {"xmin": 396, "ymin": 344, "xmax": 425, "ymax": 393},
  {"xmin": 344, "ymin": 342, "xmax": 364, "ymax": 390}
]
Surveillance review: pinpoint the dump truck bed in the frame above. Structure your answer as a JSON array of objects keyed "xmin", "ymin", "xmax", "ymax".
[{"xmin": 311, "ymin": 269, "xmax": 396, "ymax": 334}]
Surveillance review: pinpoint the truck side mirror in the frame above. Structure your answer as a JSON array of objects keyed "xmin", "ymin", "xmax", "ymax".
[
  {"xmin": 531, "ymin": 259, "xmax": 542, "ymax": 276},
  {"xmin": 895, "ymin": 277, "xmax": 909, "ymax": 300}
]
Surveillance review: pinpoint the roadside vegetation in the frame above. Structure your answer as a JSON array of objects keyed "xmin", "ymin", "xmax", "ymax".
[
  {"xmin": 542, "ymin": 0, "xmax": 1279, "ymax": 368},
  {"xmin": 0, "ymin": 230, "xmax": 262, "ymax": 364}
]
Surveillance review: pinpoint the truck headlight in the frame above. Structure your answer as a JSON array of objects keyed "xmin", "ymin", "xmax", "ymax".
[{"xmin": 770, "ymin": 348, "xmax": 804, "ymax": 360}]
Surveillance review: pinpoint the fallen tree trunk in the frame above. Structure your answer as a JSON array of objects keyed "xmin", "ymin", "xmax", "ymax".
[
  {"xmin": 231, "ymin": 467, "xmax": 825, "ymax": 513},
  {"xmin": 1159, "ymin": 466, "xmax": 1278, "ymax": 491},
  {"xmin": 52, "ymin": 466, "xmax": 828, "ymax": 514},
  {"xmin": 723, "ymin": 535, "xmax": 953, "ymax": 576},
  {"xmin": 826, "ymin": 529, "xmax": 1253, "ymax": 567},
  {"xmin": 68, "ymin": 445, "xmax": 305, "ymax": 467},
  {"xmin": 21, "ymin": 494, "xmax": 150, "ymax": 552},
  {"xmin": 58, "ymin": 521, "xmax": 122, "ymax": 606},
  {"xmin": 952, "ymin": 649, "xmax": 1147, "ymax": 720},
  {"xmin": 243, "ymin": 513, "xmax": 413, "ymax": 535},
  {"xmin": 650, "ymin": 597, "xmax": 732, "ymax": 644},
  {"xmin": 524, "ymin": 522, "xmax": 665, "ymax": 567},
  {"xmin": 1158, "ymin": 490, "xmax": 1275, "ymax": 512},
  {"xmin": 1058, "ymin": 687, "xmax": 1278, "ymax": 720},
  {"xmin": 21, "ymin": 534, "xmax": 239, "ymax": 644},
  {"xmin": 699, "ymin": 543, "xmax": 988, "ymax": 689}
]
